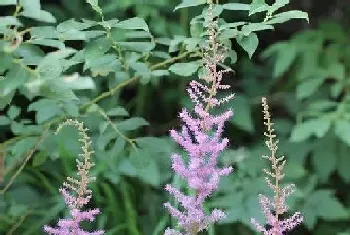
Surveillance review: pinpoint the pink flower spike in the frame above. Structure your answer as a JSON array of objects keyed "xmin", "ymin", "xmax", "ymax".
[
  {"xmin": 164, "ymin": 3, "xmax": 234, "ymax": 234},
  {"xmin": 44, "ymin": 120, "xmax": 104, "ymax": 235},
  {"xmin": 251, "ymin": 98, "xmax": 303, "ymax": 235}
]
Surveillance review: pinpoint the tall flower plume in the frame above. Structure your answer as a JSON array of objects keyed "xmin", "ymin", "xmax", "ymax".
[
  {"xmin": 164, "ymin": 3, "xmax": 234, "ymax": 235},
  {"xmin": 44, "ymin": 119, "xmax": 104, "ymax": 235},
  {"xmin": 250, "ymin": 98, "xmax": 303, "ymax": 235}
]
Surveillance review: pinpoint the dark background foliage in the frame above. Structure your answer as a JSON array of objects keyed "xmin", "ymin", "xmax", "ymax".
[{"xmin": 0, "ymin": 0, "xmax": 350, "ymax": 235}]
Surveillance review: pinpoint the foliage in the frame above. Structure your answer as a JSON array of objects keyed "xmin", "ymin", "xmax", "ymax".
[
  {"xmin": 0, "ymin": 0, "xmax": 348, "ymax": 235},
  {"xmin": 258, "ymin": 21, "xmax": 350, "ymax": 233}
]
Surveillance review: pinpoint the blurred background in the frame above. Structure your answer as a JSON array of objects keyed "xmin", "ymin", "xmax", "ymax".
[{"xmin": 1, "ymin": 0, "xmax": 350, "ymax": 234}]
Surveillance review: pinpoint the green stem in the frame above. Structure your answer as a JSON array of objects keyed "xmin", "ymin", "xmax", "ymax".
[{"xmin": 97, "ymin": 107, "xmax": 137, "ymax": 152}]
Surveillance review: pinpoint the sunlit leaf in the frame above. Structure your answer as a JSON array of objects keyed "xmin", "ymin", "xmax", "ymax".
[
  {"xmin": 236, "ymin": 33, "xmax": 259, "ymax": 58},
  {"xmin": 169, "ymin": 62, "xmax": 200, "ymax": 77},
  {"xmin": 174, "ymin": 0, "xmax": 206, "ymax": 11}
]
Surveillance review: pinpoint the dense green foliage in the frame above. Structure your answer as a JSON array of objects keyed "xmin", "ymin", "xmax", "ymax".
[{"xmin": 0, "ymin": 0, "xmax": 349, "ymax": 234}]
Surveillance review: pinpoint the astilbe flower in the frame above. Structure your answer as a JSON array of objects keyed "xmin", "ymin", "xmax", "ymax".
[
  {"xmin": 250, "ymin": 98, "xmax": 303, "ymax": 235},
  {"xmin": 164, "ymin": 3, "xmax": 234, "ymax": 235},
  {"xmin": 44, "ymin": 119, "xmax": 104, "ymax": 235}
]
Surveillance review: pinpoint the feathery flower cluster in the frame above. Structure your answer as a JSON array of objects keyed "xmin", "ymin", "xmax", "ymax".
[
  {"xmin": 250, "ymin": 98, "xmax": 303, "ymax": 235},
  {"xmin": 44, "ymin": 119, "xmax": 104, "ymax": 235},
  {"xmin": 164, "ymin": 3, "xmax": 234, "ymax": 235},
  {"xmin": 187, "ymin": 3, "xmax": 234, "ymax": 109}
]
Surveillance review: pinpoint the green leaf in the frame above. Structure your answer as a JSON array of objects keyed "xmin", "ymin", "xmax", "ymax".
[
  {"xmin": 31, "ymin": 27, "xmax": 59, "ymax": 39},
  {"xmin": 40, "ymin": 79, "xmax": 78, "ymax": 100},
  {"xmin": 107, "ymin": 107, "xmax": 129, "ymax": 117},
  {"xmin": 267, "ymin": 10, "xmax": 309, "ymax": 24},
  {"xmin": 84, "ymin": 38, "xmax": 112, "ymax": 61},
  {"xmin": 184, "ymin": 38, "xmax": 200, "ymax": 51},
  {"xmin": 35, "ymin": 10, "xmax": 56, "ymax": 23},
  {"xmin": 37, "ymin": 57, "xmax": 63, "ymax": 80},
  {"xmin": 97, "ymin": 129, "xmax": 117, "ymax": 150},
  {"xmin": 327, "ymin": 63, "xmax": 345, "ymax": 80},
  {"xmin": 28, "ymin": 99, "xmax": 60, "ymax": 124},
  {"xmin": 118, "ymin": 158, "xmax": 137, "ymax": 177},
  {"xmin": 307, "ymin": 100, "xmax": 337, "ymax": 114},
  {"xmin": 57, "ymin": 19, "xmax": 96, "ymax": 32},
  {"xmin": 0, "ymin": 0, "xmax": 16, "ymax": 5},
  {"xmin": 31, "ymin": 39, "xmax": 65, "ymax": 49},
  {"xmin": 169, "ymin": 62, "xmax": 200, "ymax": 77},
  {"xmin": 219, "ymin": 29, "xmax": 238, "ymax": 40},
  {"xmin": 117, "ymin": 117, "xmax": 149, "ymax": 131},
  {"xmin": 130, "ymin": 62, "xmax": 151, "ymax": 83},
  {"xmin": 0, "ymin": 17, "xmax": 22, "ymax": 31},
  {"xmin": 297, "ymin": 76, "xmax": 326, "ymax": 99},
  {"xmin": 0, "ymin": 116, "xmax": 11, "ymax": 126},
  {"xmin": 114, "ymin": 30, "xmax": 152, "ymax": 40},
  {"xmin": 62, "ymin": 75, "xmax": 96, "ymax": 90},
  {"xmin": 303, "ymin": 190, "xmax": 349, "ymax": 229},
  {"xmin": 223, "ymin": 3, "xmax": 250, "ymax": 11},
  {"xmin": 135, "ymin": 137, "xmax": 171, "ymax": 154},
  {"xmin": 284, "ymin": 161, "xmax": 306, "ymax": 179},
  {"xmin": 230, "ymin": 95, "xmax": 254, "ymax": 132},
  {"xmin": 137, "ymin": 157, "xmax": 160, "ymax": 186},
  {"xmin": 11, "ymin": 137, "xmax": 38, "ymax": 157},
  {"xmin": 334, "ymin": 120, "xmax": 350, "ymax": 146},
  {"xmin": 228, "ymin": 49, "xmax": 238, "ymax": 64},
  {"xmin": 249, "ymin": 2, "xmax": 269, "ymax": 16},
  {"xmin": 86, "ymin": 0, "xmax": 103, "ymax": 14},
  {"xmin": 174, "ymin": 0, "xmax": 206, "ymax": 11},
  {"xmin": 0, "ymin": 66, "xmax": 28, "ymax": 97},
  {"xmin": 241, "ymin": 23, "xmax": 274, "ymax": 36},
  {"xmin": 0, "ymin": 91, "xmax": 15, "ymax": 109},
  {"xmin": 311, "ymin": 137, "xmax": 336, "ymax": 181},
  {"xmin": 108, "ymin": 138, "xmax": 126, "ymax": 158},
  {"xmin": 7, "ymin": 106, "xmax": 20, "ymax": 119},
  {"xmin": 151, "ymin": 70, "xmax": 170, "ymax": 77},
  {"xmin": 129, "ymin": 147, "xmax": 151, "ymax": 169},
  {"xmin": 290, "ymin": 118, "xmax": 331, "ymax": 142},
  {"xmin": 310, "ymin": 190, "xmax": 349, "ymax": 220},
  {"xmin": 20, "ymin": 0, "xmax": 41, "ymax": 18},
  {"xmin": 168, "ymin": 37, "xmax": 185, "ymax": 53},
  {"xmin": 84, "ymin": 54, "xmax": 120, "ymax": 72},
  {"xmin": 118, "ymin": 41, "xmax": 155, "ymax": 52},
  {"xmin": 59, "ymin": 30, "xmax": 86, "ymax": 41},
  {"xmin": 16, "ymin": 43, "xmax": 45, "ymax": 64},
  {"xmin": 236, "ymin": 33, "xmax": 259, "ymax": 58},
  {"xmin": 62, "ymin": 102, "xmax": 79, "ymax": 117},
  {"xmin": 129, "ymin": 148, "xmax": 160, "ymax": 186},
  {"xmin": 263, "ymin": 42, "xmax": 297, "ymax": 78},
  {"xmin": 114, "ymin": 17, "xmax": 150, "ymax": 32},
  {"xmin": 98, "ymin": 19, "xmax": 119, "ymax": 29},
  {"xmin": 32, "ymin": 152, "xmax": 47, "ymax": 167},
  {"xmin": 8, "ymin": 204, "xmax": 28, "ymax": 217}
]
